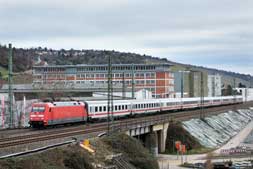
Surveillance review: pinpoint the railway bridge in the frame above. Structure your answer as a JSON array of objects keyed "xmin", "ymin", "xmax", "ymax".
[
  {"xmin": 110, "ymin": 101, "xmax": 253, "ymax": 156},
  {"xmin": 123, "ymin": 119, "xmax": 169, "ymax": 155},
  {"xmin": 0, "ymin": 102, "xmax": 252, "ymax": 158}
]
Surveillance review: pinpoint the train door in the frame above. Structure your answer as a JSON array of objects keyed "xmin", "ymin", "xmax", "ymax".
[
  {"xmin": 84, "ymin": 102, "xmax": 89, "ymax": 121},
  {"xmin": 48, "ymin": 107, "xmax": 53, "ymax": 125}
]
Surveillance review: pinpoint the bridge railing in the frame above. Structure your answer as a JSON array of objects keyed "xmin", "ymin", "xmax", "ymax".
[{"xmin": 113, "ymin": 114, "xmax": 172, "ymax": 132}]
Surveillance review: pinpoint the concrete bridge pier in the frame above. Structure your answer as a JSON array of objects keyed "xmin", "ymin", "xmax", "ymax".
[
  {"xmin": 144, "ymin": 131, "xmax": 158, "ymax": 156},
  {"xmin": 125, "ymin": 122, "xmax": 169, "ymax": 156},
  {"xmin": 153, "ymin": 123, "xmax": 169, "ymax": 154},
  {"xmin": 144, "ymin": 122, "xmax": 169, "ymax": 156}
]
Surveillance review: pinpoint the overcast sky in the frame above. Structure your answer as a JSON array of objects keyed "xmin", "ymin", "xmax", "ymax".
[{"xmin": 0, "ymin": 0, "xmax": 252, "ymax": 75}]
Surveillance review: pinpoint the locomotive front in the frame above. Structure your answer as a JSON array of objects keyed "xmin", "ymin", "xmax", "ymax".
[{"xmin": 29, "ymin": 103, "xmax": 49, "ymax": 128}]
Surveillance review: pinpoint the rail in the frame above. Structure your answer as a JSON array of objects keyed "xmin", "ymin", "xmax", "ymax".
[{"xmin": 0, "ymin": 101, "xmax": 252, "ymax": 149}]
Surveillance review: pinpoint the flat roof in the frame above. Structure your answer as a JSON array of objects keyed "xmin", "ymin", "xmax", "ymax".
[{"xmin": 33, "ymin": 63, "xmax": 173, "ymax": 68}]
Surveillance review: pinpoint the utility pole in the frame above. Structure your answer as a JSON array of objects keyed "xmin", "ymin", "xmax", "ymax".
[
  {"xmin": 122, "ymin": 72, "xmax": 126, "ymax": 99},
  {"xmin": 111, "ymin": 65, "xmax": 114, "ymax": 131},
  {"xmin": 200, "ymin": 71, "xmax": 204, "ymax": 119},
  {"xmin": 181, "ymin": 71, "xmax": 184, "ymax": 98},
  {"xmin": 131, "ymin": 64, "xmax": 135, "ymax": 99},
  {"xmin": 8, "ymin": 43, "xmax": 13, "ymax": 128},
  {"xmin": 233, "ymin": 78, "xmax": 237, "ymax": 111},
  {"xmin": 107, "ymin": 55, "xmax": 113, "ymax": 135}
]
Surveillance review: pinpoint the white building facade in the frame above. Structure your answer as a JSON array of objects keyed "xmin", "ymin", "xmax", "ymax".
[
  {"xmin": 235, "ymin": 88, "xmax": 253, "ymax": 102},
  {"xmin": 208, "ymin": 74, "xmax": 222, "ymax": 97}
]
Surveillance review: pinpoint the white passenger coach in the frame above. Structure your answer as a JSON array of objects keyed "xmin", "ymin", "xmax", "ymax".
[{"xmin": 86, "ymin": 96, "xmax": 243, "ymax": 120}]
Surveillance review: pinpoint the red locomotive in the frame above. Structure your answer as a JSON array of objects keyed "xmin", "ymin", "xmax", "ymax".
[{"xmin": 29, "ymin": 101, "xmax": 88, "ymax": 128}]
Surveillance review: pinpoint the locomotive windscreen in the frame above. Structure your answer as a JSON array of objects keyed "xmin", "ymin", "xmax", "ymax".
[{"xmin": 32, "ymin": 107, "xmax": 45, "ymax": 112}]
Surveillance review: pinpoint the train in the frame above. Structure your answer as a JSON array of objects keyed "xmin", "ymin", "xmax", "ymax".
[{"xmin": 29, "ymin": 95, "xmax": 243, "ymax": 128}]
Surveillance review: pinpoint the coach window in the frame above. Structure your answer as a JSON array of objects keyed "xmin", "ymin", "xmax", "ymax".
[
  {"xmin": 125, "ymin": 105, "xmax": 127, "ymax": 109},
  {"xmin": 115, "ymin": 106, "xmax": 118, "ymax": 111},
  {"xmin": 95, "ymin": 107, "xmax": 98, "ymax": 112},
  {"xmin": 103, "ymin": 106, "xmax": 106, "ymax": 111},
  {"xmin": 99, "ymin": 107, "xmax": 102, "ymax": 112},
  {"xmin": 119, "ymin": 106, "xmax": 121, "ymax": 110}
]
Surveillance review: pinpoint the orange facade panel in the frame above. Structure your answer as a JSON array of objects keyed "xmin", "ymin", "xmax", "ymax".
[
  {"xmin": 156, "ymin": 72, "xmax": 165, "ymax": 79},
  {"xmin": 156, "ymin": 87, "xmax": 166, "ymax": 94},
  {"xmin": 66, "ymin": 76, "xmax": 75, "ymax": 80},
  {"xmin": 156, "ymin": 80, "xmax": 165, "ymax": 86},
  {"xmin": 165, "ymin": 72, "xmax": 171, "ymax": 79}
]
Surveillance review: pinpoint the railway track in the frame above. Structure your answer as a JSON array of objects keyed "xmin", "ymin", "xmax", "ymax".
[
  {"xmin": 0, "ymin": 125, "xmax": 107, "ymax": 148},
  {"xmin": 0, "ymin": 102, "xmax": 252, "ymax": 149}
]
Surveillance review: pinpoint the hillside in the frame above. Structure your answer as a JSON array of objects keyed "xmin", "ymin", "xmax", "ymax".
[
  {"xmin": 0, "ymin": 44, "xmax": 252, "ymax": 86},
  {"xmin": 0, "ymin": 133, "xmax": 159, "ymax": 169}
]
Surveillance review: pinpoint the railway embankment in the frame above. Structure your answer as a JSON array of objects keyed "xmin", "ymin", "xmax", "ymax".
[
  {"xmin": 164, "ymin": 108, "xmax": 253, "ymax": 154},
  {"xmin": 0, "ymin": 133, "xmax": 159, "ymax": 169}
]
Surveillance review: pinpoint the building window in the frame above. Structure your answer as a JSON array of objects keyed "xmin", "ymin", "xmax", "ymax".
[{"xmin": 151, "ymin": 73, "xmax": 155, "ymax": 78}]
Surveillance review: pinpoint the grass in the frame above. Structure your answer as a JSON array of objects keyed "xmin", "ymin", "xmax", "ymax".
[
  {"xmin": 0, "ymin": 66, "xmax": 8, "ymax": 79},
  {"xmin": 0, "ymin": 134, "xmax": 159, "ymax": 169},
  {"xmin": 0, "ymin": 145, "xmax": 94, "ymax": 169},
  {"xmin": 187, "ymin": 147, "xmax": 214, "ymax": 154},
  {"xmin": 102, "ymin": 133, "xmax": 159, "ymax": 169},
  {"xmin": 170, "ymin": 65, "xmax": 187, "ymax": 72},
  {"xmin": 164, "ymin": 122, "xmax": 215, "ymax": 155},
  {"xmin": 0, "ymin": 66, "xmax": 33, "ymax": 84}
]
